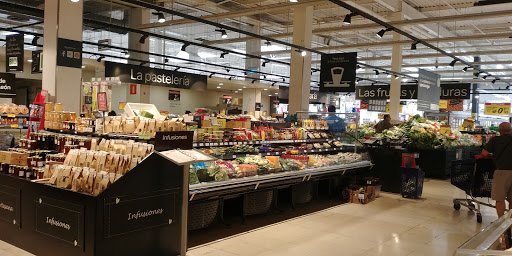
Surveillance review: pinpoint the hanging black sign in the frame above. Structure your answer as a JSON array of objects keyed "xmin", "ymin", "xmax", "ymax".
[
  {"xmin": 56, "ymin": 38, "xmax": 83, "ymax": 68},
  {"xmin": 440, "ymin": 83, "xmax": 470, "ymax": 99},
  {"xmin": 103, "ymin": 190, "xmax": 177, "ymax": 238},
  {"xmin": 35, "ymin": 196, "xmax": 83, "ymax": 247},
  {"xmin": 6, "ymin": 33, "xmax": 24, "ymax": 72},
  {"xmin": 105, "ymin": 62, "xmax": 207, "ymax": 90},
  {"xmin": 355, "ymin": 84, "xmax": 418, "ymax": 100},
  {"xmin": 154, "ymin": 131, "xmax": 194, "ymax": 151},
  {"xmin": 320, "ymin": 52, "xmax": 357, "ymax": 93},
  {"xmin": 0, "ymin": 73, "xmax": 16, "ymax": 95},
  {"xmin": 168, "ymin": 90, "xmax": 181, "ymax": 101},
  {"xmin": 31, "ymin": 51, "xmax": 42, "ymax": 74},
  {"xmin": 0, "ymin": 185, "xmax": 19, "ymax": 227}
]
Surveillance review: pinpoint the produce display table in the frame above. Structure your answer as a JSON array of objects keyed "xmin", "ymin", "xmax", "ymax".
[{"xmin": 368, "ymin": 147, "xmax": 405, "ymax": 193}]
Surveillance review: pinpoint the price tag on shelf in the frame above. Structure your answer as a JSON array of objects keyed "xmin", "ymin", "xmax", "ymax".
[
  {"xmin": 266, "ymin": 153, "xmax": 270, "ymax": 156},
  {"xmin": 10, "ymin": 124, "xmax": 18, "ymax": 128},
  {"xmin": 246, "ymin": 154, "xmax": 250, "ymax": 157},
  {"xmin": 199, "ymin": 143, "xmax": 204, "ymax": 147},
  {"xmin": 7, "ymin": 114, "xmax": 15, "ymax": 118},
  {"xmin": 229, "ymin": 142, "xmax": 234, "ymax": 145}
]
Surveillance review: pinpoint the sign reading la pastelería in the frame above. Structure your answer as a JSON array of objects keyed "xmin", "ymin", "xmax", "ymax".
[{"xmin": 105, "ymin": 62, "xmax": 207, "ymax": 90}]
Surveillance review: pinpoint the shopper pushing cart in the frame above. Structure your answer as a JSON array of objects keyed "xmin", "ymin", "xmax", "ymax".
[
  {"xmin": 481, "ymin": 122, "xmax": 512, "ymax": 218},
  {"xmin": 451, "ymin": 122, "xmax": 512, "ymax": 223}
]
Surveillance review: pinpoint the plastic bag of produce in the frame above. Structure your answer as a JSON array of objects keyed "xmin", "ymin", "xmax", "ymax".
[
  {"xmin": 191, "ymin": 162, "xmax": 215, "ymax": 182},
  {"xmin": 189, "ymin": 169, "xmax": 200, "ymax": 184}
]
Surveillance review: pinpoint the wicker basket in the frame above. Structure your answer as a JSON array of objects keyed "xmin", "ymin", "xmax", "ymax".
[
  {"xmin": 188, "ymin": 200, "xmax": 219, "ymax": 230},
  {"xmin": 243, "ymin": 190, "xmax": 274, "ymax": 216},
  {"xmin": 293, "ymin": 182, "xmax": 314, "ymax": 204}
]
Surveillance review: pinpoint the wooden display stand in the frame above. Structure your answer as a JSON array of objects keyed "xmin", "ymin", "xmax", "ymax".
[{"xmin": 0, "ymin": 152, "xmax": 189, "ymax": 256}]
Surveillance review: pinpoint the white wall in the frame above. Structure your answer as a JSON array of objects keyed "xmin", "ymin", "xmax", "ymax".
[{"xmin": 148, "ymin": 85, "xmax": 238, "ymax": 115}]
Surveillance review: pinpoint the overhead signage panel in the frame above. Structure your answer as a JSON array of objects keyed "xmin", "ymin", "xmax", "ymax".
[
  {"xmin": 319, "ymin": 52, "xmax": 357, "ymax": 93},
  {"xmin": 105, "ymin": 62, "xmax": 207, "ymax": 90}
]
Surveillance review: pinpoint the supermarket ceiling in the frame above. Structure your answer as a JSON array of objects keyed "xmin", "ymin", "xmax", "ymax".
[{"xmin": 2, "ymin": 0, "xmax": 512, "ymax": 87}]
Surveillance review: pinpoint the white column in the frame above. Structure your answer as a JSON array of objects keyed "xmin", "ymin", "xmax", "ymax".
[
  {"xmin": 288, "ymin": 6, "xmax": 313, "ymax": 115},
  {"xmin": 388, "ymin": 12, "xmax": 404, "ymax": 123},
  {"xmin": 42, "ymin": 0, "xmax": 84, "ymax": 113},
  {"xmin": 127, "ymin": 8, "xmax": 150, "ymax": 103},
  {"xmin": 243, "ymin": 25, "xmax": 262, "ymax": 117}
]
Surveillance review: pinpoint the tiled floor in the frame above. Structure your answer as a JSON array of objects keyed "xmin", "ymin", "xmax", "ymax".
[{"xmin": 0, "ymin": 179, "xmax": 498, "ymax": 256}]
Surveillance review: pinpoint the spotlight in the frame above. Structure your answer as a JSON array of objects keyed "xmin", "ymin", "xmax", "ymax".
[
  {"xmin": 164, "ymin": 58, "xmax": 169, "ymax": 63},
  {"xmin": 264, "ymin": 41, "xmax": 271, "ymax": 47},
  {"xmin": 357, "ymin": 65, "xmax": 361, "ymax": 70},
  {"xmin": 123, "ymin": 51, "xmax": 130, "ymax": 58},
  {"xmin": 153, "ymin": 12, "xmax": 165, "ymax": 23},
  {"xmin": 507, "ymin": 86, "xmax": 510, "ymax": 89},
  {"xmin": 411, "ymin": 42, "xmax": 418, "ymax": 50},
  {"xmin": 373, "ymin": 69, "xmax": 380, "ymax": 75},
  {"xmin": 209, "ymin": 73, "xmax": 214, "ymax": 78},
  {"xmin": 174, "ymin": 67, "xmax": 180, "ymax": 71},
  {"xmin": 282, "ymin": 78, "xmax": 285, "ymax": 82},
  {"xmin": 225, "ymin": 69, "xmax": 230, "ymax": 73},
  {"xmin": 139, "ymin": 34, "xmax": 148, "ymax": 44},
  {"xmin": 449, "ymin": 59, "xmax": 457, "ymax": 67},
  {"xmin": 181, "ymin": 43, "xmax": 190, "ymax": 52},
  {"xmin": 262, "ymin": 60, "xmax": 269, "ymax": 67},
  {"xmin": 394, "ymin": 75, "xmax": 400, "ymax": 80},
  {"xmin": 462, "ymin": 67, "xmax": 468, "ymax": 72},
  {"xmin": 220, "ymin": 52, "xmax": 228, "ymax": 59},
  {"xmin": 263, "ymin": 75, "xmax": 267, "ymax": 79},
  {"xmin": 376, "ymin": 28, "xmax": 392, "ymax": 38},
  {"xmin": 272, "ymin": 82, "xmax": 276, "ymax": 86},
  {"xmin": 215, "ymin": 29, "xmax": 228, "ymax": 39},
  {"xmin": 31, "ymin": 36, "xmax": 39, "ymax": 45},
  {"xmin": 251, "ymin": 80, "xmax": 256, "ymax": 84},
  {"xmin": 482, "ymin": 75, "xmax": 487, "ymax": 80},
  {"xmin": 343, "ymin": 13, "xmax": 354, "ymax": 25},
  {"xmin": 243, "ymin": 72, "xmax": 248, "ymax": 75},
  {"xmin": 264, "ymin": 88, "xmax": 268, "ymax": 91},
  {"xmin": 492, "ymin": 79, "xmax": 497, "ymax": 84},
  {"xmin": 301, "ymin": 50, "xmax": 307, "ymax": 57},
  {"xmin": 139, "ymin": 61, "xmax": 147, "ymax": 66},
  {"xmin": 96, "ymin": 56, "xmax": 104, "ymax": 62},
  {"xmin": 475, "ymin": 95, "xmax": 480, "ymax": 99},
  {"xmin": 229, "ymin": 76, "xmax": 233, "ymax": 80}
]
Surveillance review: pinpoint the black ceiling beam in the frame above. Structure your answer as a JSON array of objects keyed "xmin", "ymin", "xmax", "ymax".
[
  {"xmin": 116, "ymin": 0, "xmax": 323, "ymax": 55},
  {"xmin": 328, "ymin": 0, "xmax": 510, "ymax": 85}
]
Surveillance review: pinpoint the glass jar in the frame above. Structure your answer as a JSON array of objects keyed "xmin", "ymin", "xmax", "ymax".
[{"xmin": 54, "ymin": 103, "xmax": 63, "ymax": 112}]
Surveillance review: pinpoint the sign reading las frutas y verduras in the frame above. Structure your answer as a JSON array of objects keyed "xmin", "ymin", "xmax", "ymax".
[
  {"xmin": 105, "ymin": 61, "xmax": 207, "ymax": 91},
  {"xmin": 320, "ymin": 52, "xmax": 357, "ymax": 93}
]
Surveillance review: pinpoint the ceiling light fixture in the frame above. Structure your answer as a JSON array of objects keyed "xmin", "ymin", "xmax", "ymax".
[
  {"xmin": 357, "ymin": 65, "xmax": 362, "ymax": 70},
  {"xmin": 449, "ymin": 59, "xmax": 457, "ymax": 67},
  {"xmin": 272, "ymin": 82, "xmax": 276, "ymax": 86},
  {"xmin": 139, "ymin": 34, "xmax": 148, "ymax": 44},
  {"xmin": 181, "ymin": 43, "xmax": 190, "ymax": 52},
  {"xmin": 123, "ymin": 51, "xmax": 130, "ymax": 58},
  {"xmin": 220, "ymin": 52, "xmax": 228, "ymax": 59},
  {"xmin": 174, "ymin": 67, "xmax": 180, "ymax": 71},
  {"xmin": 229, "ymin": 77, "xmax": 234, "ymax": 80},
  {"xmin": 209, "ymin": 73, "xmax": 214, "ymax": 78},
  {"xmin": 475, "ymin": 95, "xmax": 480, "ymax": 98},
  {"xmin": 492, "ymin": 79, "xmax": 497, "ymax": 84},
  {"xmin": 376, "ymin": 28, "xmax": 393, "ymax": 38},
  {"xmin": 343, "ymin": 13, "xmax": 355, "ymax": 25},
  {"xmin": 411, "ymin": 42, "xmax": 418, "ymax": 50},
  {"xmin": 251, "ymin": 80, "xmax": 256, "ymax": 84},
  {"xmin": 482, "ymin": 75, "xmax": 488, "ymax": 80},
  {"xmin": 139, "ymin": 61, "xmax": 147, "ymax": 66},
  {"xmin": 71, "ymin": 0, "xmax": 79, "ymax": 2},
  {"xmin": 31, "ymin": 36, "xmax": 39, "ymax": 45},
  {"xmin": 217, "ymin": 86, "xmax": 221, "ymax": 89},
  {"xmin": 225, "ymin": 69, "xmax": 230, "ymax": 73},
  {"xmin": 394, "ymin": 75, "xmax": 400, "ymax": 80},
  {"xmin": 462, "ymin": 67, "xmax": 468, "ymax": 72},
  {"xmin": 264, "ymin": 41, "xmax": 271, "ymax": 47},
  {"xmin": 264, "ymin": 88, "xmax": 268, "ymax": 91},
  {"xmin": 164, "ymin": 58, "xmax": 169, "ymax": 63},
  {"xmin": 215, "ymin": 29, "xmax": 228, "ymax": 39},
  {"xmin": 262, "ymin": 60, "xmax": 269, "ymax": 67},
  {"xmin": 96, "ymin": 56, "xmax": 104, "ymax": 62},
  {"xmin": 289, "ymin": 0, "xmax": 298, "ymax": 2},
  {"xmin": 153, "ymin": 12, "xmax": 166, "ymax": 23},
  {"xmin": 282, "ymin": 78, "xmax": 285, "ymax": 82},
  {"xmin": 373, "ymin": 69, "xmax": 380, "ymax": 75}
]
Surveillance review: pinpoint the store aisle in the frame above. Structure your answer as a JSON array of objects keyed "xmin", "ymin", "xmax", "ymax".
[
  {"xmin": 187, "ymin": 179, "xmax": 496, "ymax": 256},
  {"xmin": 0, "ymin": 179, "xmax": 497, "ymax": 256}
]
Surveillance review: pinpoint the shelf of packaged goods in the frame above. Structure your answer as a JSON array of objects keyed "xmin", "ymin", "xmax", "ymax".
[
  {"xmin": 188, "ymin": 160, "xmax": 373, "ymax": 200},
  {"xmin": 193, "ymin": 138, "xmax": 334, "ymax": 148},
  {"xmin": 0, "ymin": 125, "xmax": 28, "ymax": 129},
  {"xmin": 0, "ymin": 114, "xmax": 30, "ymax": 118},
  {"xmin": 213, "ymin": 146, "xmax": 350, "ymax": 160},
  {"xmin": 43, "ymin": 129, "xmax": 155, "ymax": 141}
]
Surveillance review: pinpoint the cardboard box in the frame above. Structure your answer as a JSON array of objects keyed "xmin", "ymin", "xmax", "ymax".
[
  {"xmin": 348, "ymin": 186, "xmax": 376, "ymax": 204},
  {"xmin": 0, "ymin": 151, "xmax": 28, "ymax": 166}
]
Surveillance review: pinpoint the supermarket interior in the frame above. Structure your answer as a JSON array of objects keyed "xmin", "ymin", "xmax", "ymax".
[{"xmin": 0, "ymin": 0, "xmax": 512, "ymax": 256}]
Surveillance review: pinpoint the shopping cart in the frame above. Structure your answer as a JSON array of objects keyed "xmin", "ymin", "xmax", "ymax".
[{"xmin": 451, "ymin": 156, "xmax": 495, "ymax": 223}]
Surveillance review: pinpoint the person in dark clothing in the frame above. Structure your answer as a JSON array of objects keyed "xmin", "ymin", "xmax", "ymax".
[
  {"xmin": 108, "ymin": 110, "xmax": 117, "ymax": 116},
  {"xmin": 482, "ymin": 122, "xmax": 512, "ymax": 218},
  {"xmin": 374, "ymin": 114, "xmax": 393, "ymax": 133}
]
